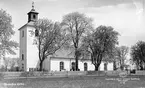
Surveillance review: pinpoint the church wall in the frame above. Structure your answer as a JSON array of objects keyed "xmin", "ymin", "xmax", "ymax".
[
  {"xmin": 26, "ymin": 26, "xmax": 39, "ymax": 71},
  {"xmin": 49, "ymin": 58, "xmax": 114, "ymax": 71},
  {"xmin": 78, "ymin": 61, "xmax": 84, "ymax": 71},
  {"xmin": 107, "ymin": 63, "xmax": 113, "ymax": 70},
  {"xmin": 19, "ymin": 26, "xmax": 27, "ymax": 71},
  {"xmin": 85, "ymin": 61, "xmax": 95, "ymax": 71},
  {"xmin": 50, "ymin": 59, "xmax": 71, "ymax": 71},
  {"xmin": 100, "ymin": 62, "xmax": 104, "ymax": 71},
  {"xmin": 43, "ymin": 58, "xmax": 51, "ymax": 71}
]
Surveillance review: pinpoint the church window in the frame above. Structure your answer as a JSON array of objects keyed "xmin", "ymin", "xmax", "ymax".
[
  {"xmin": 35, "ymin": 29, "xmax": 39, "ymax": 36},
  {"xmin": 71, "ymin": 62, "xmax": 75, "ymax": 71},
  {"xmin": 104, "ymin": 63, "xmax": 108, "ymax": 71},
  {"xmin": 33, "ymin": 14, "xmax": 36, "ymax": 19},
  {"xmin": 84, "ymin": 63, "xmax": 88, "ymax": 71},
  {"xmin": 22, "ymin": 54, "xmax": 24, "ymax": 60},
  {"xmin": 60, "ymin": 61, "xmax": 64, "ymax": 71},
  {"xmin": 22, "ymin": 30, "xmax": 24, "ymax": 37},
  {"xmin": 22, "ymin": 64, "xmax": 24, "ymax": 71}
]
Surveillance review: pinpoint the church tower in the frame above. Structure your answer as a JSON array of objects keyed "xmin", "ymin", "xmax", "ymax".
[{"xmin": 18, "ymin": 2, "xmax": 39, "ymax": 71}]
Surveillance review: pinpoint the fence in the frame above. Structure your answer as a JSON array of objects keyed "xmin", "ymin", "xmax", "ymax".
[{"xmin": 0, "ymin": 70, "xmax": 145, "ymax": 79}]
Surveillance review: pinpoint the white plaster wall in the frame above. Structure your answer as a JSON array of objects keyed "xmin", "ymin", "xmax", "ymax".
[
  {"xmin": 70, "ymin": 60, "xmax": 95, "ymax": 71},
  {"xmin": 78, "ymin": 61, "xmax": 84, "ymax": 71},
  {"xmin": 107, "ymin": 63, "xmax": 113, "ymax": 70},
  {"xmin": 49, "ymin": 59, "xmax": 114, "ymax": 71},
  {"xmin": 99, "ymin": 62, "xmax": 114, "ymax": 71},
  {"xmin": 19, "ymin": 26, "xmax": 27, "ymax": 71},
  {"xmin": 26, "ymin": 26, "xmax": 39, "ymax": 71},
  {"xmin": 87, "ymin": 61, "xmax": 95, "ymax": 71},
  {"xmin": 100, "ymin": 62, "xmax": 104, "ymax": 71},
  {"xmin": 50, "ymin": 59, "xmax": 71, "ymax": 71},
  {"xmin": 43, "ymin": 58, "xmax": 50, "ymax": 71}
]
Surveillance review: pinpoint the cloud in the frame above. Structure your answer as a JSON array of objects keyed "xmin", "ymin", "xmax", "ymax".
[
  {"xmin": 31, "ymin": 0, "xmax": 57, "ymax": 2},
  {"xmin": 77, "ymin": 3, "xmax": 145, "ymax": 46}
]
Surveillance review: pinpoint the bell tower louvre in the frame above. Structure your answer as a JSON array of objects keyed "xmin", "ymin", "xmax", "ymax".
[{"xmin": 27, "ymin": 2, "xmax": 39, "ymax": 22}]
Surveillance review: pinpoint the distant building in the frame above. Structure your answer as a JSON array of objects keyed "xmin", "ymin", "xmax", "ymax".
[{"xmin": 18, "ymin": 3, "xmax": 114, "ymax": 72}]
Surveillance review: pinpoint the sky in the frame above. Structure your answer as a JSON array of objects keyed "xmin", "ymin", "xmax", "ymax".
[{"xmin": 0, "ymin": 0, "xmax": 145, "ymax": 58}]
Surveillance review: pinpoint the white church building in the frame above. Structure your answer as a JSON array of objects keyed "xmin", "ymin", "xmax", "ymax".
[{"xmin": 18, "ymin": 5, "xmax": 114, "ymax": 72}]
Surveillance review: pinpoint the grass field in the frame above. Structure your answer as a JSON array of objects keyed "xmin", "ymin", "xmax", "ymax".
[{"xmin": 0, "ymin": 75, "xmax": 145, "ymax": 88}]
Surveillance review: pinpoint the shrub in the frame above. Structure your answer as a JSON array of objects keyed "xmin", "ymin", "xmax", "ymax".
[{"xmin": 0, "ymin": 73, "xmax": 4, "ymax": 80}]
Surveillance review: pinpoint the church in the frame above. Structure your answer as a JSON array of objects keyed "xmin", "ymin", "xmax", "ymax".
[{"xmin": 18, "ymin": 4, "xmax": 114, "ymax": 72}]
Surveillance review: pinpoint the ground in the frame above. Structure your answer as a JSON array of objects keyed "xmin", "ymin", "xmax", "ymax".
[{"xmin": 0, "ymin": 75, "xmax": 145, "ymax": 88}]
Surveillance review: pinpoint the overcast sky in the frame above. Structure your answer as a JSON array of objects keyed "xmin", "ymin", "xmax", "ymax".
[{"xmin": 0, "ymin": 0, "xmax": 145, "ymax": 57}]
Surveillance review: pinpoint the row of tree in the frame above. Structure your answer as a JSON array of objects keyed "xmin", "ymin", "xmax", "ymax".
[{"xmin": 32, "ymin": 12, "xmax": 132, "ymax": 71}]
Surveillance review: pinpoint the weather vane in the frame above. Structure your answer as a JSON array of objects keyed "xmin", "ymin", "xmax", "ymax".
[{"xmin": 32, "ymin": 1, "xmax": 34, "ymax": 9}]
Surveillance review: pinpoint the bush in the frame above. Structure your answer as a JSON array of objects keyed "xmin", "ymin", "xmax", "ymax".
[
  {"xmin": 0, "ymin": 66, "xmax": 6, "ymax": 72},
  {"xmin": 130, "ymin": 69, "xmax": 136, "ymax": 74},
  {"xmin": 0, "ymin": 73, "xmax": 4, "ymax": 80},
  {"xmin": 20, "ymin": 72, "xmax": 28, "ymax": 77}
]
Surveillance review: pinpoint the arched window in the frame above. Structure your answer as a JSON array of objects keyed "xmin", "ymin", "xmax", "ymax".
[
  {"xmin": 33, "ymin": 14, "xmax": 36, "ymax": 19},
  {"xmin": 60, "ymin": 61, "xmax": 64, "ymax": 71},
  {"xmin": 22, "ymin": 64, "xmax": 24, "ymax": 71},
  {"xmin": 22, "ymin": 54, "xmax": 24, "ymax": 60},
  {"xmin": 104, "ymin": 63, "xmax": 108, "ymax": 71},
  {"xmin": 71, "ymin": 62, "xmax": 75, "ymax": 71},
  {"xmin": 35, "ymin": 29, "xmax": 39, "ymax": 37},
  {"xmin": 84, "ymin": 63, "xmax": 88, "ymax": 71}
]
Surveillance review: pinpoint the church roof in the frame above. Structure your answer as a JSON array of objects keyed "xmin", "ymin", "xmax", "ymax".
[
  {"xmin": 28, "ymin": 9, "xmax": 39, "ymax": 14},
  {"xmin": 18, "ymin": 21, "xmax": 34, "ymax": 30},
  {"xmin": 50, "ymin": 56, "xmax": 114, "ymax": 62},
  {"xmin": 50, "ymin": 56, "xmax": 91, "ymax": 61}
]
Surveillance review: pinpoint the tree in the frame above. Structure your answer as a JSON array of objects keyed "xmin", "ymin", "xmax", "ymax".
[
  {"xmin": 3, "ymin": 57, "xmax": 18, "ymax": 71},
  {"xmin": 131, "ymin": 41, "xmax": 145, "ymax": 70},
  {"xmin": 0, "ymin": 9, "xmax": 18, "ymax": 62},
  {"xmin": 31, "ymin": 19, "xmax": 68, "ymax": 71},
  {"xmin": 82, "ymin": 25, "xmax": 119, "ymax": 71},
  {"xmin": 61, "ymin": 12, "xmax": 93, "ymax": 71},
  {"xmin": 115, "ymin": 46, "xmax": 129, "ymax": 70}
]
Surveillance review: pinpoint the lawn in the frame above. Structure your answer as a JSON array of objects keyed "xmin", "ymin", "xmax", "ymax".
[{"xmin": 0, "ymin": 75, "xmax": 145, "ymax": 88}]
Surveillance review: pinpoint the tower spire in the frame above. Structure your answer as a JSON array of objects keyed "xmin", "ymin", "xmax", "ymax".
[
  {"xmin": 27, "ymin": 1, "xmax": 39, "ymax": 22},
  {"xmin": 32, "ymin": 1, "xmax": 34, "ymax": 10}
]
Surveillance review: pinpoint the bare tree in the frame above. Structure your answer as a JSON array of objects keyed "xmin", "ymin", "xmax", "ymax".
[
  {"xmin": 115, "ymin": 46, "xmax": 129, "ymax": 70},
  {"xmin": 61, "ymin": 12, "xmax": 93, "ymax": 71},
  {"xmin": 82, "ymin": 25, "xmax": 119, "ymax": 71},
  {"xmin": 131, "ymin": 41, "xmax": 145, "ymax": 70},
  {"xmin": 31, "ymin": 19, "xmax": 68, "ymax": 71}
]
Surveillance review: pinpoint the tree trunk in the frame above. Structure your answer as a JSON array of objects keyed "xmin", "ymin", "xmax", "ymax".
[
  {"xmin": 120, "ymin": 65, "xmax": 124, "ymax": 70},
  {"xmin": 95, "ymin": 64, "xmax": 99, "ymax": 71},
  {"xmin": 39, "ymin": 60, "xmax": 43, "ymax": 71},
  {"xmin": 113, "ymin": 61, "xmax": 117, "ymax": 70},
  {"xmin": 75, "ymin": 49, "xmax": 79, "ymax": 71},
  {"xmin": 75, "ymin": 58, "xmax": 78, "ymax": 71},
  {"xmin": 140, "ymin": 65, "xmax": 144, "ymax": 70}
]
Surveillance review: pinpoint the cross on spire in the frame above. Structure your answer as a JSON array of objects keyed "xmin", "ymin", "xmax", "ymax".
[{"xmin": 32, "ymin": 1, "xmax": 34, "ymax": 9}]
